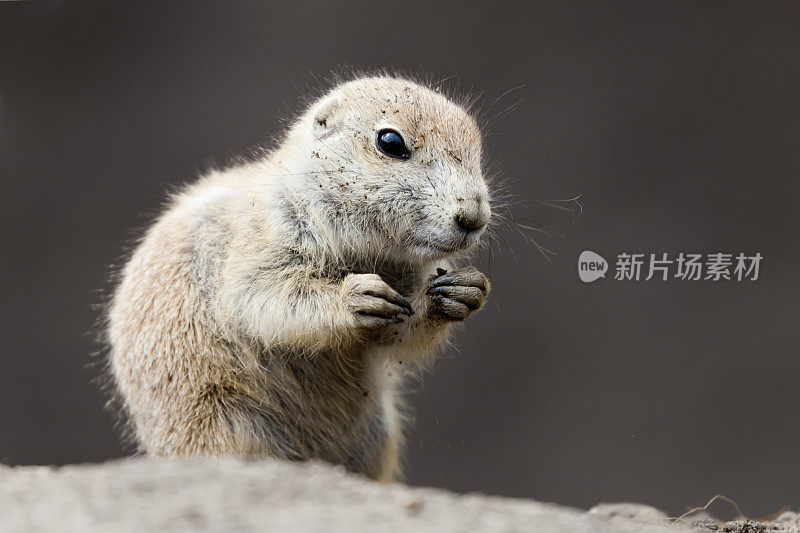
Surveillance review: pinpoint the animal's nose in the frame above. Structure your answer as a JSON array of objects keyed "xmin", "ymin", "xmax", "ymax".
[{"xmin": 454, "ymin": 198, "xmax": 490, "ymax": 232}]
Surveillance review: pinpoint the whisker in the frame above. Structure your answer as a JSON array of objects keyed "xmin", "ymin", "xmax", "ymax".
[
  {"xmin": 485, "ymin": 84, "xmax": 527, "ymax": 114},
  {"xmin": 429, "ymin": 73, "xmax": 459, "ymax": 89},
  {"xmin": 486, "ymin": 98, "xmax": 525, "ymax": 125}
]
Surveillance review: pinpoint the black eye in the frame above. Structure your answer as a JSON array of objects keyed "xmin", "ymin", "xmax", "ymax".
[{"xmin": 375, "ymin": 129, "xmax": 411, "ymax": 159}]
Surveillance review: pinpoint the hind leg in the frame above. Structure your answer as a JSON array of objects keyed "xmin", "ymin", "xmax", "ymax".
[{"xmin": 144, "ymin": 384, "xmax": 306, "ymax": 461}]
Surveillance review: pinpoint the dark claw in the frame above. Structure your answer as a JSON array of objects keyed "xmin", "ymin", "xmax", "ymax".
[
  {"xmin": 363, "ymin": 290, "xmax": 414, "ymax": 315},
  {"xmin": 429, "ymin": 275, "xmax": 485, "ymax": 292},
  {"xmin": 395, "ymin": 297, "xmax": 414, "ymax": 315},
  {"xmin": 430, "ymin": 286, "xmax": 483, "ymax": 310},
  {"xmin": 431, "ymin": 296, "xmax": 470, "ymax": 321},
  {"xmin": 390, "ymin": 303, "xmax": 412, "ymax": 316}
]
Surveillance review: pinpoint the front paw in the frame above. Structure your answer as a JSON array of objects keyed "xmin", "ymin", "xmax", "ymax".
[
  {"xmin": 426, "ymin": 266, "xmax": 490, "ymax": 322},
  {"xmin": 343, "ymin": 273, "xmax": 414, "ymax": 332}
]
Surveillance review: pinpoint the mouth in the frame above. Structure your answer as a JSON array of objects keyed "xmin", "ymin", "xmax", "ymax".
[
  {"xmin": 423, "ymin": 241, "xmax": 462, "ymax": 253},
  {"xmin": 406, "ymin": 228, "xmax": 484, "ymax": 257}
]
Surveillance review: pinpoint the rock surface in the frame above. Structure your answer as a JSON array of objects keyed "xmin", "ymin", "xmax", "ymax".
[{"xmin": 0, "ymin": 458, "xmax": 794, "ymax": 532}]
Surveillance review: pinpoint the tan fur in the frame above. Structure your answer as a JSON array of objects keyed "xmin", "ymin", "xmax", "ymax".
[{"xmin": 107, "ymin": 75, "xmax": 492, "ymax": 481}]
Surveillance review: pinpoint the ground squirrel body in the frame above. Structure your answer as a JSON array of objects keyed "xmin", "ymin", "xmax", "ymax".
[{"xmin": 107, "ymin": 76, "xmax": 492, "ymax": 481}]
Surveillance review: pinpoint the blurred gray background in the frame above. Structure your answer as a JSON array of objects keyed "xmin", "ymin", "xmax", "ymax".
[{"xmin": 1, "ymin": 0, "xmax": 799, "ymax": 518}]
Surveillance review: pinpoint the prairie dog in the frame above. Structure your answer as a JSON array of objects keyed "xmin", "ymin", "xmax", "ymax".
[{"xmin": 107, "ymin": 75, "xmax": 492, "ymax": 481}]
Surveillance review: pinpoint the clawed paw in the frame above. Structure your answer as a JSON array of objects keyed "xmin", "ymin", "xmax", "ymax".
[
  {"xmin": 426, "ymin": 266, "xmax": 490, "ymax": 322},
  {"xmin": 343, "ymin": 273, "xmax": 413, "ymax": 331}
]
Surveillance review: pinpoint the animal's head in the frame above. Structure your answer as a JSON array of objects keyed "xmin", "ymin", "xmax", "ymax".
[{"xmin": 284, "ymin": 76, "xmax": 491, "ymax": 263}]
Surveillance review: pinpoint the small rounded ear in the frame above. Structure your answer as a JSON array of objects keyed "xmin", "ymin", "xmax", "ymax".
[{"xmin": 312, "ymin": 94, "xmax": 343, "ymax": 133}]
